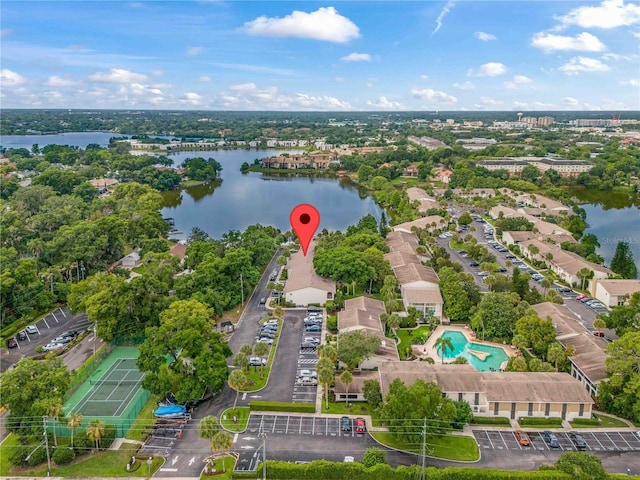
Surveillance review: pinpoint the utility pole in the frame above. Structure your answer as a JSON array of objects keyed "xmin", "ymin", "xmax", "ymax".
[
  {"xmin": 420, "ymin": 418, "xmax": 427, "ymax": 480},
  {"xmin": 259, "ymin": 417, "xmax": 267, "ymax": 480},
  {"xmin": 43, "ymin": 415, "xmax": 52, "ymax": 476},
  {"xmin": 240, "ymin": 273, "xmax": 244, "ymax": 306}
]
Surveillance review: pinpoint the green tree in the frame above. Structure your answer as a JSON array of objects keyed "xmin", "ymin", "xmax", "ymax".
[
  {"xmin": 210, "ymin": 431, "xmax": 233, "ymax": 472},
  {"xmin": 540, "ymin": 278, "xmax": 552, "ymax": 295},
  {"xmin": 592, "ymin": 317, "xmax": 607, "ymax": 336},
  {"xmin": 434, "ymin": 335, "xmax": 454, "ymax": 364},
  {"xmin": 137, "ymin": 299, "xmax": 231, "ymax": 403},
  {"xmin": 546, "ymin": 342, "xmax": 566, "ymax": 371},
  {"xmin": 67, "ymin": 412, "xmax": 83, "ymax": 449},
  {"xmin": 610, "ymin": 241, "xmax": 638, "ymax": 279},
  {"xmin": 363, "ymin": 380, "xmax": 383, "ymax": 409},
  {"xmin": 86, "ymin": 419, "xmax": 106, "ymax": 451},
  {"xmin": 554, "ymin": 452, "xmax": 606, "ymax": 480},
  {"xmin": 340, "ymin": 370, "xmax": 353, "ymax": 407},
  {"xmin": 362, "ymin": 447, "xmax": 386, "ymax": 467},
  {"xmin": 47, "ymin": 399, "xmax": 64, "ymax": 447},
  {"xmin": 514, "ymin": 313, "xmax": 556, "ymax": 357},
  {"xmin": 471, "ymin": 292, "xmax": 529, "ymax": 340},
  {"xmin": 228, "ymin": 369, "xmax": 247, "ymax": 413},
  {"xmin": 0, "ymin": 356, "xmax": 70, "ymax": 435},
  {"xmin": 318, "ymin": 366, "xmax": 335, "ymax": 409},
  {"xmin": 380, "ymin": 378, "xmax": 457, "ymax": 443},
  {"xmin": 337, "ymin": 330, "xmax": 381, "ymax": 370},
  {"xmin": 458, "ymin": 211, "xmax": 472, "ymax": 226},
  {"xmin": 452, "ymin": 400, "xmax": 473, "ymax": 429},
  {"xmin": 198, "ymin": 415, "xmax": 220, "ymax": 444},
  {"xmin": 252, "ymin": 341, "xmax": 270, "ymax": 378},
  {"xmin": 577, "ymin": 268, "xmax": 593, "ymax": 291},
  {"xmin": 233, "ymin": 352, "xmax": 249, "ymax": 372}
]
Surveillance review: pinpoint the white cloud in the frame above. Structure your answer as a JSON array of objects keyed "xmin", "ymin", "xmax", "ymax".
[
  {"xmin": 420, "ymin": 74, "xmax": 430, "ymax": 81},
  {"xmin": 88, "ymin": 68, "xmax": 147, "ymax": 83},
  {"xmin": 559, "ymin": 56, "xmax": 610, "ymax": 74},
  {"xmin": 453, "ymin": 81, "xmax": 475, "ymax": 90},
  {"xmin": 366, "ymin": 96, "xmax": 407, "ymax": 110},
  {"xmin": 187, "ymin": 46, "xmax": 205, "ymax": 56},
  {"xmin": 341, "ymin": 52, "xmax": 371, "ymax": 62},
  {"xmin": 181, "ymin": 92, "xmax": 202, "ymax": 105},
  {"xmin": 468, "ymin": 62, "xmax": 507, "ymax": 77},
  {"xmin": 217, "ymin": 84, "xmax": 353, "ymax": 110},
  {"xmin": 243, "ymin": 7, "xmax": 360, "ymax": 43},
  {"xmin": 475, "ymin": 31, "xmax": 496, "ymax": 41},
  {"xmin": 555, "ymin": 0, "xmax": 640, "ymax": 29},
  {"xmin": 504, "ymin": 75, "xmax": 533, "ymax": 89},
  {"xmin": 601, "ymin": 52, "xmax": 639, "ymax": 61},
  {"xmin": 45, "ymin": 75, "xmax": 77, "ymax": 87},
  {"xmin": 512, "ymin": 101, "xmax": 529, "ymax": 109},
  {"xmin": 197, "ymin": 75, "xmax": 212, "ymax": 82},
  {"xmin": 633, "ymin": 32, "xmax": 640, "ymax": 38},
  {"xmin": 335, "ymin": 77, "xmax": 345, "ymax": 83},
  {"xmin": 411, "ymin": 88, "xmax": 457, "ymax": 105},
  {"xmin": 432, "ymin": 0, "xmax": 455, "ymax": 35},
  {"xmin": 531, "ymin": 32, "xmax": 607, "ymax": 52},
  {"xmin": 43, "ymin": 91, "xmax": 63, "ymax": 101},
  {"xmin": 475, "ymin": 96, "xmax": 504, "ymax": 109},
  {"xmin": 230, "ymin": 83, "xmax": 257, "ymax": 91},
  {"xmin": 619, "ymin": 78, "xmax": 640, "ymax": 86},
  {"xmin": 0, "ymin": 69, "xmax": 27, "ymax": 87},
  {"xmin": 563, "ymin": 96, "xmax": 580, "ymax": 106}
]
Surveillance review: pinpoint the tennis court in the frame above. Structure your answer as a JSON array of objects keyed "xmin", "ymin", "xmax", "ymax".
[{"xmin": 61, "ymin": 346, "xmax": 150, "ymax": 436}]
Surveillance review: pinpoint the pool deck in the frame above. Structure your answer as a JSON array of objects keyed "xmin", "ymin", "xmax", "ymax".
[{"xmin": 413, "ymin": 325, "xmax": 517, "ymax": 370}]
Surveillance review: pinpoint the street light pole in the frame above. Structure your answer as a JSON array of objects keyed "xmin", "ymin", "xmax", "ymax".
[
  {"xmin": 240, "ymin": 273, "xmax": 244, "ymax": 306},
  {"xmin": 43, "ymin": 415, "xmax": 51, "ymax": 476}
]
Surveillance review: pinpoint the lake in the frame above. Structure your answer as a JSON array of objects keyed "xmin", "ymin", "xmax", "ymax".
[
  {"xmin": 161, "ymin": 149, "xmax": 382, "ymax": 239},
  {"xmin": 0, "ymin": 133, "xmax": 383, "ymax": 239},
  {"xmin": 567, "ymin": 188, "xmax": 640, "ymax": 278}
]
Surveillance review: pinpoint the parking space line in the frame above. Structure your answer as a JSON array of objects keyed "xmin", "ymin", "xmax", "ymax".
[
  {"xmin": 51, "ymin": 312, "xmax": 59, "ymax": 323},
  {"xmin": 499, "ymin": 432, "xmax": 509, "ymax": 450},
  {"xmin": 536, "ymin": 433, "xmax": 549, "ymax": 450},
  {"xmin": 299, "ymin": 418, "xmax": 302, "ymax": 435},
  {"xmin": 613, "ymin": 432, "xmax": 633, "ymax": 450},
  {"xmin": 285, "ymin": 416, "xmax": 290, "ymax": 434},
  {"xmin": 59, "ymin": 307, "xmax": 66, "ymax": 317},
  {"xmin": 589, "ymin": 432, "xmax": 605, "ymax": 451},
  {"xmin": 312, "ymin": 417, "xmax": 315, "ymax": 435},
  {"xmin": 42, "ymin": 318, "xmax": 50, "ymax": 328},
  {"xmin": 484, "ymin": 431, "xmax": 494, "ymax": 449}
]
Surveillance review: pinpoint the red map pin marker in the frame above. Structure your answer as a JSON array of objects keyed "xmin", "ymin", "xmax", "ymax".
[{"xmin": 290, "ymin": 204, "xmax": 320, "ymax": 256}]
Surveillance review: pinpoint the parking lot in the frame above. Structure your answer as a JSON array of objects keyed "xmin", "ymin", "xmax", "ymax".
[
  {"xmin": 474, "ymin": 429, "xmax": 640, "ymax": 452},
  {"xmin": 235, "ymin": 414, "xmax": 371, "ymax": 471}
]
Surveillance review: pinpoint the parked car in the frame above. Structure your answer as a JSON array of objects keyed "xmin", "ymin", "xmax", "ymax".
[
  {"xmin": 355, "ymin": 417, "xmax": 366, "ymax": 435},
  {"xmin": 576, "ymin": 294, "xmax": 588, "ymax": 301},
  {"xmin": 6, "ymin": 338, "xmax": 18, "ymax": 349},
  {"xmin": 496, "ymin": 267, "xmax": 507, "ymax": 273},
  {"xmin": 43, "ymin": 342, "xmax": 64, "ymax": 351},
  {"xmin": 303, "ymin": 336, "xmax": 320, "ymax": 344},
  {"xmin": 556, "ymin": 287, "xmax": 572, "ymax": 294},
  {"xmin": 261, "ymin": 325, "xmax": 278, "ymax": 332},
  {"xmin": 52, "ymin": 336, "xmax": 73, "ymax": 344},
  {"xmin": 249, "ymin": 356, "xmax": 267, "ymax": 367},
  {"xmin": 17, "ymin": 331, "xmax": 27, "ymax": 341},
  {"xmin": 305, "ymin": 325, "xmax": 321, "ymax": 332},
  {"xmin": 25, "ymin": 325, "xmax": 38, "ymax": 334},
  {"xmin": 296, "ymin": 376, "xmax": 318, "ymax": 386},
  {"xmin": 469, "ymin": 262, "xmax": 479, "ymax": 267},
  {"xmin": 592, "ymin": 331, "xmax": 605, "ymax": 337},
  {"xmin": 514, "ymin": 429, "xmax": 531, "ymax": 446},
  {"xmin": 543, "ymin": 430, "xmax": 560, "ymax": 448},
  {"xmin": 300, "ymin": 341, "xmax": 317, "ymax": 349},
  {"xmin": 258, "ymin": 297, "xmax": 267, "ymax": 306},
  {"xmin": 260, "ymin": 331, "xmax": 276, "ymax": 339},
  {"xmin": 256, "ymin": 338, "xmax": 274, "ymax": 345},
  {"xmin": 580, "ymin": 297, "xmax": 593, "ymax": 303},
  {"xmin": 569, "ymin": 432, "xmax": 587, "ymax": 450},
  {"xmin": 341, "ymin": 416, "xmax": 352, "ymax": 432},
  {"xmin": 505, "ymin": 254, "xmax": 516, "ymax": 259},
  {"xmin": 343, "ymin": 456, "xmax": 355, "ymax": 463},
  {"xmin": 298, "ymin": 369, "xmax": 317, "ymax": 379}
]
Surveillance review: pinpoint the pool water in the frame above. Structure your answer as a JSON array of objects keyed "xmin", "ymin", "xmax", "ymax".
[{"xmin": 435, "ymin": 330, "xmax": 509, "ymax": 372}]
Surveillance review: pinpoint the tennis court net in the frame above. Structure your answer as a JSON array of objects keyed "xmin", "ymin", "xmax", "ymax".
[{"xmin": 90, "ymin": 379, "xmax": 144, "ymax": 386}]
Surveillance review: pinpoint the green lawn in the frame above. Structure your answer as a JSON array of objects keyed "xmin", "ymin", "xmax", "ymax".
[
  {"xmin": 0, "ymin": 433, "xmax": 20, "ymax": 477},
  {"xmin": 125, "ymin": 395, "xmax": 160, "ymax": 442},
  {"xmin": 241, "ymin": 320, "xmax": 280, "ymax": 391},
  {"xmin": 396, "ymin": 326, "xmax": 431, "ymax": 359},
  {"xmin": 371, "ymin": 431, "xmax": 479, "ymax": 462},
  {"xmin": 595, "ymin": 413, "xmax": 632, "ymax": 428},
  {"xmin": 13, "ymin": 446, "xmax": 163, "ymax": 477},
  {"xmin": 221, "ymin": 407, "xmax": 250, "ymax": 432},
  {"xmin": 320, "ymin": 401, "xmax": 371, "ymax": 416},
  {"xmin": 202, "ymin": 456, "xmax": 236, "ymax": 479}
]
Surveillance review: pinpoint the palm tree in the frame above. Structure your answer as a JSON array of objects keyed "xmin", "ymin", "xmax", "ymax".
[
  {"xmin": 484, "ymin": 274, "xmax": 497, "ymax": 292},
  {"xmin": 317, "ymin": 344, "xmax": 338, "ymax": 364},
  {"xmin": 47, "ymin": 399, "xmax": 64, "ymax": 447},
  {"xmin": 318, "ymin": 366, "xmax": 335, "ymax": 409},
  {"xmin": 253, "ymin": 341, "xmax": 270, "ymax": 378},
  {"xmin": 272, "ymin": 305, "xmax": 284, "ymax": 319},
  {"xmin": 198, "ymin": 415, "xmax": 220, "ymax": 444},
  {"xmin": 228, "ymin": 369, "xmax": 247, "ymax": 413},
  {"xmin": 86, "ymin": 419, "xmax": 105, "ymax": 451},
  {"xmin": 577, "ymin": 268, "xmax": 593, "ymax": 291},
  {"xmin": 540, "ymin": 278, "xmax": 552, "ymax": 295},
  {"xmin": 233, "ymin": 352, "xmax": 249, "ymax": 372},
  {"xmin": 239, "ymin": 343, "xmax": 253, "ymax": 357},
  {"xmin": 340, "ymin": 370, "xmax": 353, "ymax": 408},
  {"xmin": 434, "ymin": 336, "xmax": 454, "ymax": 364},
  {"xmin": 67, "ymin": 412, "xmax": 83, "ymax": 449},
  {"xmin": 385, "ymin": 313, "xmax": 402, "ymax": 337},
  {"xmin": 210, "ymin": 431, "xmax": 233, "ymax": 472},
  {"xmin": 593, "ymin": 317, "xmax": 607, "ymax": 336}
]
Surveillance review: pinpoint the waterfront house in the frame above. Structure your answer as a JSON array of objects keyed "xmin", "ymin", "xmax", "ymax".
[{"xmin": 284, "ymin": 242, "xmax": 336, "ymax": 306}]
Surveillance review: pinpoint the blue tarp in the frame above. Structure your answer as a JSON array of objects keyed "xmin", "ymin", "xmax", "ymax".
[{"xmin": 154, "ymin": 404, "xmax": 187, "ymax": 417}]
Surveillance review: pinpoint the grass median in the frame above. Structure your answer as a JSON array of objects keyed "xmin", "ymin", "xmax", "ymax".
[{"xmin": 371, "ymin": 430, "xmax": 480, "ymax": 462}]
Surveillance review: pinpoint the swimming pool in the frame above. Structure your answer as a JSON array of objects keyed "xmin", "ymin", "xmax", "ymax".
[{"xmin": 435, "ymin": 330, "xmax": 509, "ymax": 372}]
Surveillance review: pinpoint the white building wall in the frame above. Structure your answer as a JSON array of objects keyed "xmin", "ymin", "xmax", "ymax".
[{"xmin": 285, "ymin": 287, "xmax": 331, "ymax": 306}]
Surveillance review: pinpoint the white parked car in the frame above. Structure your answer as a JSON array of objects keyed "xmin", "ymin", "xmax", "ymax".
[
  {"xmin": 298, "ymin": 369, "xmax": 318, "ymax": 379},
  {"xmin": 43, "ymin": 342, "xmax": 64, "ymax": 351},
  {"xmin": 296, "ymin": 376, "xmax": 318, "ymax": 386},
  {"xmin": 25, "ymin": 325, "xmax": 38, "ymax": 334}
]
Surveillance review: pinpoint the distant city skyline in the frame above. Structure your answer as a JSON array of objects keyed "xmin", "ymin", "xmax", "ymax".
[{"xmin": 1, "ymin": 1, "xmax": 639, "ymax": 111}]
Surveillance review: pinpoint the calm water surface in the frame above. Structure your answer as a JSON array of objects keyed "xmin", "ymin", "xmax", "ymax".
[
  {"xmin": 567, "ymin": 188, "xmax": 640, "ymax": 277},
  {"xmin": 162, "ymin": 149, "xmax": 382, "ymax": 239}
]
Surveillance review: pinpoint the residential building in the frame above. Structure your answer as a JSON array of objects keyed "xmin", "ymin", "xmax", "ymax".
[
  {"xmin": 392, "ymin": 215, "xmax": 445, "ymax": 234},
  {"xmin": 592, "ymin": 279, "xmax": 640, "ymax": 307},
  {"xmin": 489, "ymin": 206, "xmax": 572, "ymax": 236},
  {"xmin": 406, "ymin": 187, "xmax": 440, "ymax": 212},
  {"xmin": 392, "ymin": 261, "xmax": 443, "ymax": 319},
  {"xmin": 501, "ymin": 231, "xmax": 576, "ymax": 247},
  {"xmin": 407, "ymin": 136, "xmax": 450, "ymax": 150},
  {"xmin": 260, "ymin": 152, "xmax": 336, "ymax": 169},
  {"xmin": 284, "ymin": 241, "xmax": 336, "ymax": 306},
  {"xmin": 519, "ymin": 239, "xmax": 612, "ymax": 288},
  {"xmin": 402, "ymin": 164, "xmax": 419, "ymax": 177},
  {"xmin": 532, "ymin": 302, "xmax": 608, "ymax": 397},
  {"xmin": 385, "ymin": 230, "xmax": 429, "ymax": 262},
  {"xmin": 377, "ymin": 362, "xmax": 593, "ymax": 420},
  {"xmin": 121, "ymin": 250, "xmax": 141, "ymax": 268},
  {"xmin": 478, "ymin": 157, "xmax": 592, "ymax": 177}
]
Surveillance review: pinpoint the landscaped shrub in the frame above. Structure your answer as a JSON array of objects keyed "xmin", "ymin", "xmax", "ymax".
[
  {"xmin": 101, "ymin": 424, "xmax": 117, "ymax": 449},
  {"xmin": 52, "ymin": 446, "xmax": 75, "ymax": 465},
  {"xmin": 571, "ymin": 418, "xmax": 601, "ymax": 426},
  {"xmin": 73, "ymin": 430, "xmax": 91, "ymax": 452},
  {"xmin": 519, "ymin": 417, "xmax": 563, "ymax": 427},
  {"xmin": 249, "ymin": 401, "xmax": 315, "ymax": 413},
  {"xmin": 26, "ymin": 444, "xmax": 49, "ymax": 467},
  {"xmin": 471, "ymin": 416, "xmax": 511, "ymax": 426},
  {"xmin": 326, "ymin": 316, "xmax": 337, "ymax": 332},
  {"xmin": 9, "ymin": 445, "xmax": 33, "ymax": 466}
]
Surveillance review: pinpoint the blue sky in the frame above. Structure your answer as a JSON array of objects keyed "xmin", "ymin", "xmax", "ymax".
[{"xmin": 1, "ymin": 1, "xmax": 639, "ymax": 111}]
